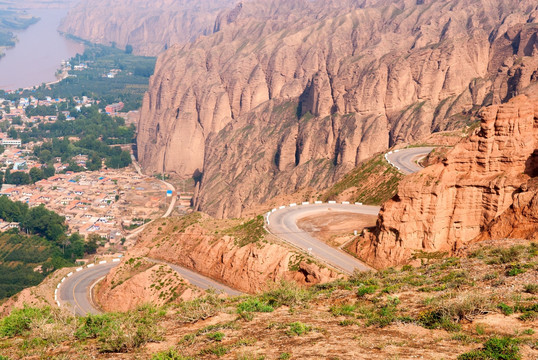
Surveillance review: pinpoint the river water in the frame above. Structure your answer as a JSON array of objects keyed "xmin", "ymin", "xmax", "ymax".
[{"xmin": 0, "ymin": 8, "xmax": 84, "ymax": 91}]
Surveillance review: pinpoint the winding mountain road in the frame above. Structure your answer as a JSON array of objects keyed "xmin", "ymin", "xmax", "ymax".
[
  {"xmin": 59, "ymin": 263, "xmax": 118, "ymax": 316},
  {"xmin": 58, "ymin": 158, "xmax": 240, "ymax": 316},
  {"xmin": 265, "ymin": 147, "xmax": 434, "ymax": 274},
  {"xmin": 385, "ymin": 147, "xmax": 435, "ymax": 174},
  {"xmin": 126, "ymin": 157, "xmax": 176, "ymax": 241},
  {"xmin": 59, "ymin": 259, "xmax": 242, "ymax": 316},
  {"xmin": 267, "ymin": 204, "xmax": 380, "ymax": 274},
  {"xmin": 59, "ymin": 147, "xmax": 433, "ymax": 315}
]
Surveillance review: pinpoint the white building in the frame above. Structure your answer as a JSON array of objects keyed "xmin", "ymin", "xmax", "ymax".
[{"xmin": 1, "ymin": 138, "xmax": 21, "ymax": 147}]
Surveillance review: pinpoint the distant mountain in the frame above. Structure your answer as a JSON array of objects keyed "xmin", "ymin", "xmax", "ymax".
[
  {"xmin": 137, "ymin": 0, "xmax": 538, "ymax": 219},
  {"xmin": 59, "ymin": 0, "xmax": 238, "ymax": 55}
]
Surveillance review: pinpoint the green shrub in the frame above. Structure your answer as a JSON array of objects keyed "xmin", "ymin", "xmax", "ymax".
[
  {"xmin": 518, "ymin": 311, "xmax": 537, "ymax": 322},
  {"xmin": 177, "ymin": 293, "xmax": 223, "ymax": 323},
  {"xmin": 338, "ymin": 319, "xmax": 356, "ymax": 326},
  {"xmin": 286, "ymin": 322, "xmax": 312, "ymax": 336},
  {"xmin": 278, "ymin": 353, "xmax": 291, "ymax": 360},
  {"xmin": 260, "ymin": 281, "xmax": 311, "ymax": 308},
  {"xmin": 458, "ymin": 337, "xmax": 520, "ymax": 360},
  {"xmin": 330, "ymin": 303, "xmax": 356, "ymax": 317},
  {"xmin": 487, "ymin": 246, "xmax": 526, "ymax": 264},
  {"xmin": 365, "ymin": 297, "xmax": 400, "ymax": 328},
  {"xmin": 417, "ymin": 310, "xmax": 461, "ymax": 332},
  {"xmin": 152, "ymin": 349, "xmax": 194, "ymax": 360},
  {"xmin": 207, "ymin": 332, "xmax": 225, "ymax": 342},
  {"xmin": 237, "ymin": 298, "xmax": 274, "ymax": 314},
  {"xmin": 76, "ymin": 305, "xmax": 163, "ymax": 353},
  {"xmin": 200, "ymin": 344, "xmax": 229, "ymax": 356},
  {"xmin": 349, "ymin": 271, "xmax": 379, "ymax": 286},
  {"xmin": 357, "ymin": 285, "xmax": 378, "ymax": 297},
  {"xmin": 0, "ymin": 306, "xmax": 52, "ymax": 337},
  {"xmin": 506, "ymin": 265, "xmax": 526, "ymax": 277},
  {"xmin": 75, "ymin": 313, "xmax": 112, "ymax": 340},
  {"xmin": 523, "ymin": 284, "xmax": 538, "ymax": 294},
  {"xmin": 497, "ymin": 303, "xmax": 514, "ymax": 316}
]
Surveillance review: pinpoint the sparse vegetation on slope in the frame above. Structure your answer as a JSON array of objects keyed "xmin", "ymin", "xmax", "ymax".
[
  {"xmin": 0, "ymin": 241, "xmax": 536, "ymax": 359},
  {"xmin": 322, "ymin": 153, "xmax": 404, "ymax": 205}
]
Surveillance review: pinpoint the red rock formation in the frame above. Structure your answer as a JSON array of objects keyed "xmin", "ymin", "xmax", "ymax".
[
  {"xmin": 136, "ymin": 0, "xmax": 538, "ymax": 218},
  {"xmin": 353, "ymin": 95, "xmax": 538, "ymax": 268},
  {"xmin": 128, "ymin": 218, "xmax": 341, "ymax": 294},
  {"xmin": 477, "ymin": 179, "xmax": 538, "ymax": 242},
  {"xmin": 96, "ymin": 260, "xmax": 201, "ymax": 312}
]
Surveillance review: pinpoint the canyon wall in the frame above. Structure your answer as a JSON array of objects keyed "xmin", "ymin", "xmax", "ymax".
[
  {"xmin": 59, "ymin": 0, "xmax": 237, "ymax": 55},
  {"xmin": 137, "ymin": 0, "xmax": 538, "ymax": 218},
  {"xmin": 353, "ymin": 95, "xmax": 538, "ymax": 268}
]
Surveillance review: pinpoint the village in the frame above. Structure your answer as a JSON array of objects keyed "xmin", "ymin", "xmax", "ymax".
[
  {"xmin": 0, "ymin": 93, "xmax": 170, "ymax": 250},
  {"xmin": 0, "ymin": 167, "xmax": 168, "ymax": 245}
]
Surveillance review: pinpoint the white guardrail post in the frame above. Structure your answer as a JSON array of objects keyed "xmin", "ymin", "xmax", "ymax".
[{"xmin": 55, "ymin": 258, "xmax": 122, "ymax": 308}]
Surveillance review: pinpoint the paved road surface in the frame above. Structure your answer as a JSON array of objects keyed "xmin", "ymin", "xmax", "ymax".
[
  {"xmin": 266, "ymin": 147, "xmax": 433, "ymax": 274},
  {"xmin": 153, "ymin": 260, "xmax": 242, "ymax": 296},
  {"xmin": 59, "ymin": 260, "xmax": 241, "ymax": 316},
  {"xmin": 59, "ymin": 263, "xmax": 118, "ymax": 316},
  {"xmin": 385, "ymin": 147, "xmax": 434, "ymax": 174},
  {"xmin": 267, "ymin": 204, "xmax": 380, "ymax": 274},
  {"xmin": 126, "ymin": 156, "xmax": 177, "ymax": 242},
  {"xmin": 62, "ymin": 148, "xmax": 431, "ymax": 315}
]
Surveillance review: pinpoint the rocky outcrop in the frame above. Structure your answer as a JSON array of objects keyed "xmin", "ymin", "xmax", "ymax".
[
  {"xmin": 137, "ymin": 0, "xmax": 538, "ymax": 218},
  {"xmin": 96, "ymin": 258, "xmax": 201, "ymax": 312},
  {"xmin": 59, "ymin": 0, "xmax": 237, "ymax": 55},
  {"xmin": 477, "ymin": 180, "xmax": 538, "ymax": 242},
  {"xmin": 352, "ymin": 95, "xmax": 538, "ymax": 268},
  {"xmin": 128, "ymin": 216, "xmax": 340, "ymax": 294}
]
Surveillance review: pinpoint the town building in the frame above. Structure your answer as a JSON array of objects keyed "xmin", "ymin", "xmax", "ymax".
[
  {"xmin": 1, "ymin": 138, "xmax": 22, "ymax": 147},
  {"xmin": 105, "ymin": 102, "xmax": 124, "ymax": 115}
]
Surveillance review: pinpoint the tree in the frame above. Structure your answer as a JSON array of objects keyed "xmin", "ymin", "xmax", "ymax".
[
  {"xmin": 85, "ymin": 233, "xmax": 100, "ymax": 254},
  {"xmin": 21, "ymin": 205, "xmax": 67, "ymax": 242},
  {"xmin": 29, "ymin": 167, "xmax": 45, "ymax": 183},
  {"xmin": 8, "ymin": 171, "xmax": 30, "ymax": 185},
  {"xmin": 8, "ymin": 127, "xmax": 17, "ymax": 139},
  {"xmin": 3, "ymin": 169, "xmax": 10, "ymax": 184},
  {"xmin": 64, "ymin": 233, "xmax": 85, "ymax": 260},
  {"xmin": 43, "ymin": 166, "xmax": 55, "ymax": 178},
  {"xmin": 125, "ymin": 44, "xmax": 133, "ymax": 54},
  {"xmin": 87, "ymin": 153, "xmax": 102, "ymax": 171}
]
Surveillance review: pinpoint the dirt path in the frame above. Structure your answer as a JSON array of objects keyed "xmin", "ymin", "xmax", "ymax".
[{"xmin": 296, "ymin": 212, "xmax": 377, "ymax": 247}]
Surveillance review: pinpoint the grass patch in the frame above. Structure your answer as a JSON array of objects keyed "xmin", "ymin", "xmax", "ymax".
[
  {"xmin": 322, "ymin": 153, "xmax": 403, "ymax": 205},
  {"xmin": 75, "ymin": 305, "xmax": 164, "ymax": 353},
  {"xmin": 226, "ymin": 216, "xmax": 267, "ymax": 247},
  {"xmin": 286, "ymin": 322, "xmax": 312, "ymax": 336},
  {"xmin": 457, "ymin": 337, "xmax": 520, "ymax": 360},
  {"xmin": 152, "ymin": 349, "xmax": 194, "ymax": 360}
]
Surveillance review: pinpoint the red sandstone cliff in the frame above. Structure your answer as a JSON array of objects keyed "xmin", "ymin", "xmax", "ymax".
[
  {"xmin": 352, "ymin": 95, "xmax": 538, "ymax": 268},
  {"xmin": 137, "ymin": 0, "xmax": 538, "ymax": 218},
  {"xmin": 59, "ymin": 0, "xmax": 237, "ymax": 55}
]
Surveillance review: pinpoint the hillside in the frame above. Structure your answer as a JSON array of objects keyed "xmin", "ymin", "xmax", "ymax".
[
  {"xmin": 0, "ymin": 240, "xmax": 536, "ymax": 359},
  {"xmin": 137, "ymin": 0, "xmax": 538, "ymax": 219},
  {"xmin": 59, "ymin": 0, "xmax": 237, "ymax": 56}
]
